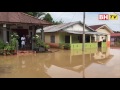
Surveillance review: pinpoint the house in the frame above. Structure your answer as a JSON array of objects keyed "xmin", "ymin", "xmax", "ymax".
[
  {"xmin": 0, "ymin": 12, "xmax": 51, "ymax": 50},
  {"xmin": 89, "ymin": 24, "xmax": 114, "ymax": 48},
  {"xmin": 111, "ymin": 33, "xmax": 120, "ymax": 46},
  {"xmin": 37, "ymin": 21, "xmax": 108, "ymax": 49}
]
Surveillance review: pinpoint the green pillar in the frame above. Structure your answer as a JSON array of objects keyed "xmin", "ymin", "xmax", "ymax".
[
  {"xmin": 90, "ymin": 35, "xmax": 91, "ymax": 43},
  {"xmin": 90, "ymin": 35, "xmax": 91, "ymax": 48},
  {"xmin": 70, "ymin": 34, "xmax": 72, "ymax": 44}
]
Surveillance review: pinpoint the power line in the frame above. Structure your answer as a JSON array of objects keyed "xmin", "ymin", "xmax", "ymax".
[
  {"xmin": 55, "ymin": 12, "xmax": 64, "ymax": 21},
  {"xmin": 69, "ymin": 12, "xmax": 76, "ymax": 22}
]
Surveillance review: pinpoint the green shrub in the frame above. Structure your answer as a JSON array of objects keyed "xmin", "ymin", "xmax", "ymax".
[
  {"xmin": 0, "ymin": 40, "xmax": 5, "ymax": 49},
  {"xmin": 59, "ymin": 43, "xmax": 65, "ymax": 49},
  {"xmin": 45, "ymin": 45, "xmax": 50, "ymax": 49},
  {"xmin": 64, "ymin": 43, "xmax": 70, "ymax": 50}
]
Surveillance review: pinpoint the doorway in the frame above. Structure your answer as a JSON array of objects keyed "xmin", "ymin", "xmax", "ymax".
[
  {"xmin": 12, "ymin": 29, "xmax": 28, "ymax": 49},
  {"xmin": 65, "ymin": 35, "xmax": 70, "ymax": 43}
]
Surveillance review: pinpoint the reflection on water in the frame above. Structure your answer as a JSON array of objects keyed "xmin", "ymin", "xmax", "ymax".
[{"xmin": 0, "ymin": 47, "xmax": 116, "ymax": 78}]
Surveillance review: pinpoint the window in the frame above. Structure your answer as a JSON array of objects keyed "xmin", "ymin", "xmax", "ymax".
[
  {"xmin": 78, "ymin": 35, "xmax": 83, "ymax": 43},
  {"xmin": 51, "ymin": 35, "xmax": 55, "ymax": 43},
  {"xmin": 85, "ymin": 35, "xmax": 90, "ymax": 43}
]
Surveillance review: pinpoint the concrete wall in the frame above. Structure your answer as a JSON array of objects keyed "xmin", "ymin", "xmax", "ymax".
[
  {"xmin": 97, "ymin": 28, "xmax": 111, "ymax": 35},
  {"xmin": 96, "ymin": 27, "xmax": 111, "ymax": 47},
  {"xmin": 44, "ymin": 32, "xmax": 60, "ymax": 48},
  {"xmin": 45, "ymin": 32, "xmax": 59, "ymax": 43}
]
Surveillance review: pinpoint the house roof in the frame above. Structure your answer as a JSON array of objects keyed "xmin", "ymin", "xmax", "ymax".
[
  {"xmin": 0, "ymin": 12, "xmax": 51, "ymax": 25},
  {"xmin": 37, "ymin": 21, "xmax": 96, "ymax": 33},
  {"xmin": 111, "ymin": 33, "xmax": 120, "ymax": 37},
  {"xmin": 89, "ymin": 24, "xmax": 105, "ymax": 30},
  {"xmin": 64, "ymin": 30, "xmax": 107, "ymax": 35},
  {"xmin": 89, "ymin": 24, "xmax": 114, "ymax": 33}
]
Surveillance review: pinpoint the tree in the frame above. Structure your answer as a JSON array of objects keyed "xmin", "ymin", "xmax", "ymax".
[
  {"xmin": 24, "ymin": 12, "xmax": 45, "ymax": 18},
  {"xmin": 43, "ymin": 13, "xmax": 53, "ymax": 23},
  {"xmin": 25, "ymin": 12, "xmax": 63, "ymax": 24},
  {"xmin": 53, "ymin": 19, "xmax": 64, "ymax": 25}
]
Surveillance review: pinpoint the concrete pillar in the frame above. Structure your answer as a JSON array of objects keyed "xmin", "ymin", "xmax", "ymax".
[
  {"xmin": 41, "ymin": 26, "xmax": 44, "ymax": 42},
  {"xmin": 90, "ymin": 35, "xmax": 91, "ymax": 43},
  {"xmin": 70, "ymin": 35, "xmax": 72, "ymax": 44},
  {"xmin": 32, "ymin": 26, "xmax": 37, "ymax": 50},
  {"xmin": 3, "ymin": 27, "xmax": 7, "ymax": 43}
]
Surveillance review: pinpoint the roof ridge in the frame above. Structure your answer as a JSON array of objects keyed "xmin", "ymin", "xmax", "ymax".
[
  {"xmin": 21, "ymin": 12, "xmax": 51, "ymax": 24},
  {"xmin": 89, "ymin": 24, "xmax": 106, "ymax": 26},
  {"xmin": 20, "ymin": 12, "xmax": 40, "ymax": 20}
]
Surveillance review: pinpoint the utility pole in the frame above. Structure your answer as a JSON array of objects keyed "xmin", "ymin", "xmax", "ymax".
[
  {"xmin": 82, "ymin": 12, "xmax": 86, "ymax": 78},
  {"xmin": 82, "ymin": 12, "xmax": 85, "ymax": 51}
]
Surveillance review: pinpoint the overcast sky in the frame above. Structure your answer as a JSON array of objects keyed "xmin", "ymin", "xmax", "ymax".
[{"xmin": 48, "ymin": 12, "xmax": 120, "ymax": 31}]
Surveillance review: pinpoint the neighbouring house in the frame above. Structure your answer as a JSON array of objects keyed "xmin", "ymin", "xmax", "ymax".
[
  {"xmin": 0, "ymin": 12, "xmax": 51, "ymax": 50},
  {"xmin": 111, "ymin": 32, "xmax": 120, "ymax": 46},
  {"xmin": 37, "ymin": 21, "xmax": 108, "ymax": 50},
  {"xmin": 89, "ymin": 24, "xmax": 114, "ymax": 48}
]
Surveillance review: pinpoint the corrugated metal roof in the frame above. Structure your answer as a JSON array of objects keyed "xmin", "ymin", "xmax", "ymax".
[
  {"xmin": 37, "ymin": 21, "xmax": 95, "ymax": 33},
  {"xmin": 89, "ymin": 24, "xmax": 105, "ymax": 30},
  {"xmin": 64, "ymin": 30, "xmax": 107, "ymax": 35},
  {"xmin": 0, "ymin": 12, "xmax": 51, "ymax": 25},
  {"xmin": 89, "ymin": 24, "xmax": 114, "ymax": 33}
]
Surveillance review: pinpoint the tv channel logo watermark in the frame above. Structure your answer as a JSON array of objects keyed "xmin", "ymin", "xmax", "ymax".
[{"xmin": 98, "ymin": 14, "xmax": 118, "ymax": 20}]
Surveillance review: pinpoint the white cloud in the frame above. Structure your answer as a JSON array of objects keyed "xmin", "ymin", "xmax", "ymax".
[{"xmin": 48, "ymin": 12, "xmax": 120, "ymax": 31}]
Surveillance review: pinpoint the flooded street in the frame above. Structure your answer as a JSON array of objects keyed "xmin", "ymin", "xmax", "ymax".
[{"xmin": 0, "ymin": 48, "xmax": 120, "ymax": 78}]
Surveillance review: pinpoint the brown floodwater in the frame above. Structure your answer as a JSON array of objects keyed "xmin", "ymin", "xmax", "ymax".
[{"xmin": 0, "ymin": 47, "xmax": 119, "ymax": 78}]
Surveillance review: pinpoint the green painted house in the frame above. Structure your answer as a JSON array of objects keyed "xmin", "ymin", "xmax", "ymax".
[{"xmin": 37, "ymin": 21, "xmax": 107, "ymax": 49}]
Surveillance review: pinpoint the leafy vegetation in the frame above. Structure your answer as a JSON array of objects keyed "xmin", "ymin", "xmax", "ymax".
[
  {"xmin": 0, "ymin": 33, "xmax": 19, "ymax": 55},
  {"xmin": 24, "ymin": 12, "xmax": 63, "ymax": 24},
  {"xmin": 24, "ymin": 12, "xmax": 45, "ymax": 18},
  {"xmin": 0, "ymin": 40, "xmax": 5, "ymax": 49},
  {"xmin": 59, "ymin": 43, "xmax": 70, "ymax": 50},
  {"xmin": 64, "ymin": 43, "xmax": 70, "ymax": 50}
]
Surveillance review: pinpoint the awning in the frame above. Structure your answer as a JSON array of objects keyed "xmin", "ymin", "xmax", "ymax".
[{"xmin": 63, "ymin": 30, "xmax": 107, "ymax": 35}]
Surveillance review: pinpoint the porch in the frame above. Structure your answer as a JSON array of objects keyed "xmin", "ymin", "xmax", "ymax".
[{"xmin": 59, "ymin": 31, "xmax": 107, "ymax": 50}]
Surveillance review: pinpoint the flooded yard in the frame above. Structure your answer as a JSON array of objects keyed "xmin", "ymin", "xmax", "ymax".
[{"xmin": 0, "ymin": 48, "xmax": 120, "ymax": 78}]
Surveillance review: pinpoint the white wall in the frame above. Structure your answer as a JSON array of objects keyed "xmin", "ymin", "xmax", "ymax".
[
  {"xmin": 64, "ymin": 24, "xmax": 90, "ymax": 31},
  {"xmin": 107, "ymin": 35, "xmax": 110, "ymax": 41},
  {"xmin": 97, "ymin": 29, "xmax": 111, "ymax": 35},
  {"xmin": 95, "ymin": 28, "xmax": 111, "ymax": 42}
]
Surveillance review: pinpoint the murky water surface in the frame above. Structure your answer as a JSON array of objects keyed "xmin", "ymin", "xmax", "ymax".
[{"xmin": 0, "ymin": 48, "xmax": 119, "ymax": 78}]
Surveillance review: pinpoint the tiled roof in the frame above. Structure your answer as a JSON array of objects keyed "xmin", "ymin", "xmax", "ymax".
[
  {"xmin": 0, "ymin": 12, "xmax": 51, "ymax": 25},
  {"xmin": 89, "ymin": 24, "xmax": 105, "ymax": 30},
  {"xmin": 111, "ymin": 33, "xmax": 120, "ymax": 37}
]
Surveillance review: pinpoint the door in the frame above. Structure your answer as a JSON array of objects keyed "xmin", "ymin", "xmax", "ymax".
[{"xmin": 65, "ymin": 35, "xmax": 70, "ymax": 43}]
